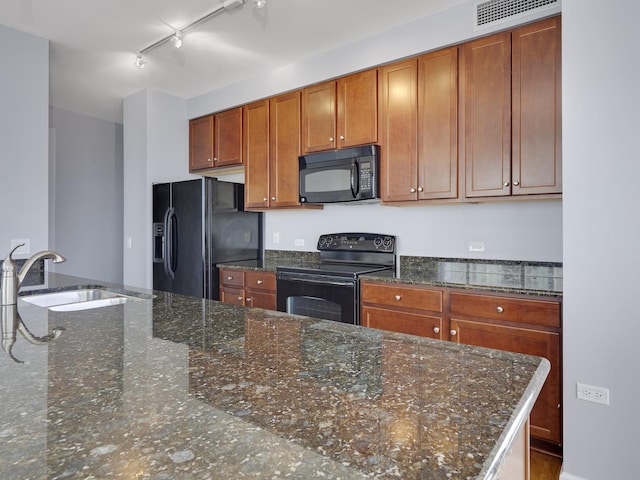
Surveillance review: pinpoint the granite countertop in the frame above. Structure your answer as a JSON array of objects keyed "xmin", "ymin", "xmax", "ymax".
[
  {"xmin": 219, "ymin": 252, "xmax": 563, "ymax": 297},
  {"xmin": 2, "ymin": 273, "xmax": 549, "ymax": 480}
]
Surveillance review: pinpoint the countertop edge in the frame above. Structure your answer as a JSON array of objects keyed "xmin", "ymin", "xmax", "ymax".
[{"xmin": 480, "ymin": 357, "xmax": 552, "ymax": 480}]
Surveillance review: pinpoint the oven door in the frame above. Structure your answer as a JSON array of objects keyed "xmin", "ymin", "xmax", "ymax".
[{"xmin": 276, "ymin": 273, "xmax": 358, "ymax": 325}]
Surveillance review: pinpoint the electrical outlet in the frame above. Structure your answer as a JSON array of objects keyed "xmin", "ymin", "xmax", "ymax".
[
  {"xmin": 295, "ymin": 239, "xmax": 305, "ymax": 247},
  {"xmin": 577, "ymin": 382, "xmax": 610, "ymax": 405},
  {"xmin": 273, "ymin": 232, "xmax": 280, "ymax": 244},
  {"xmin": 468, "ymin": 241, "xmax": 486, "ymax": 252}
]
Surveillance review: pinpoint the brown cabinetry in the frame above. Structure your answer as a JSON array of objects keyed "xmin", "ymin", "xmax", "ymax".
[
  {"xmin": 189, "ymin": 107, "xmax": 243, "ymax": 172},
  {"xmin": 244, "ymin": 92, "xmax": 303, "ymax": 210},
  {"xmin": 379, "ymin": 47, "xmax": 458, "ymax": 202},
  {"xmin": 302, "ymin": 70, "xmax": 377, "ymax": 153},
  {"xmin": 449, "ymin": 291, "xmax": 562, "ymax": 445},
  {"xmin": 461, "ymin": 17, "xmax": 561, "ymax": 198},
  {"xmin": 360, "ymin": 280, "xmax": 444, "ymax": 340},
  {"xmin": 219, "ymin": 268, "xmax": 276, "ymax": 310},
  {"xmin": 189, "ymin": 115, "xmax": 214, "ymax": 171}
]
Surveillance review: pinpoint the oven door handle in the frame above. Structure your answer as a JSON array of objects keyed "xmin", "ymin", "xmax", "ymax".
[{"xmin": 277, "ymin": 275, "xmax": 354, "ymax": 287}]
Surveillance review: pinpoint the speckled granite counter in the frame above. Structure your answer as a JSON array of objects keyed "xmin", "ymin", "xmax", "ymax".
[{"xmin": 2, "ymin": 273, "xmax": 549, "ymax": 479}]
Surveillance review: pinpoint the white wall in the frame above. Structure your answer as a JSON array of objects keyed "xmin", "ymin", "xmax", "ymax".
[
  {"xmin": 123, "ymin": 90, "xmax": 193, "ymax": 289},
  {"xmin": 0, "ymin": 25, "xmax": 49, "ymax": 257},
  {"xmin": 561, "ymin": 1, "xmax": 640, "ymax": 479},
  {"xmin": 49, "ymin": 107, "xmax": 124, "ymax": 282}
]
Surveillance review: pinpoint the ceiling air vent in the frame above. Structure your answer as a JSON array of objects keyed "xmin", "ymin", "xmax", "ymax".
[{"xmin": 474, "ymin": 0, "xmax": 560, "ymax": 29}]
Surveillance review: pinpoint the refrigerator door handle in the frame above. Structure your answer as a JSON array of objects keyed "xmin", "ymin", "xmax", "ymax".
[{"xmin": 164, "ymin": 207, "xmax": 176, "ymax": 279}]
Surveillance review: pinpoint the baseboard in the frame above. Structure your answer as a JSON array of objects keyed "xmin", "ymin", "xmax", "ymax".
[{"xmin": 560, "ymin": 468, "xmax": 587, "ymax": 480}]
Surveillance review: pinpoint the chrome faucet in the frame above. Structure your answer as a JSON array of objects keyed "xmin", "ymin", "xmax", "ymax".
[{"xmin": 1, "ymin": 244, "xmax": 66, "ymax": 306}]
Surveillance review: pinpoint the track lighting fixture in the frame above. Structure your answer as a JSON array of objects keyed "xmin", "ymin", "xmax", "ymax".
[{"xmin": 134, "ymin": 0, "xmax": 266, "ymax": 68}]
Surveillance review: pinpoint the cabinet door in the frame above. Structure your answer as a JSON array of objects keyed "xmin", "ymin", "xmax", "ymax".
[
  {"xmin": 461, "ymin": 32, "xmax": 511, "ymax": 198},
  {"xmin": 214, "ymin": 107, "xmax": 243, "ymax": 167},
  {"xmin": 270, "ymin": 91, "xmax": 302, "ymax": 208},
  {"xmin": 244, "ymin": 100, "xmax": 271, "ymax": 209},
  {"xmin": 302, "ymin": 81, "xmax": 336, "ymax": 153},
  {"xmin": 378, "ymin": 59, "xmax": 418, "ymax": 202},
  {"xmin": 450, "ymin": 318, "xmax": 561, "ymax": 445},
  {"xmin": 337, "ymin": 69, "xmax": 378, "ymax": 148},
  {"xmin": 417, "ymin": 47, "xmax": 458, "ymax": 200},
  {"xmin": 246, "ymin": 290, "xmax": 276, "ymax": 310},
  {"xmin": 362, "ymin": 306, "xmax": 443, "ymax": 339},
  {"xmin": 220, "ymin": 287, "xmax": 245, "ymax": 306},
  {"xmin": 189, "ymin": 115, "xmax": 214, "ymax": 171},
  {"xmin": 512, "ymin": 17, "xmax": 562, "ymax": 195}
]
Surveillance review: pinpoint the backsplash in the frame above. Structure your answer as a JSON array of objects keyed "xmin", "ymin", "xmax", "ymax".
[
  {"xmin": 0, "ymin": 259, "xmax": 45, "ymax": 288},
  {"xmin": 400, "ymin": 256, "xmax": 563, "ymax": 293}
]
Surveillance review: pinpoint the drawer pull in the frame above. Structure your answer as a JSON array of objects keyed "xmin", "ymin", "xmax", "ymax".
[
  {"xmin": 450, "ymin": 329, "xmax": 457, "ymax": 336},
  {"xmin": 227, "ymin": 276, "xmax": 233, "ymax": 281},
  {"xmin": 256, "ymin": 279, "xmax": 263, "ymax": 285},
  {"xmin": 433, "ymin": 327, "xmax": 440, "ymax": 334},
  {"xmin": 496, "ymin": 306, "xmax": 504, "ymax": 313},
  {"xmin": 237, "ymin": 296, "xmax": 243, "ymax": 301},
  {"xmin": 394, "ymin": 294, "xmax": 402, "ymax": 301},
  {"xmin": 246, "ymin": 297, "xmax": 252, "ymax": 303}
]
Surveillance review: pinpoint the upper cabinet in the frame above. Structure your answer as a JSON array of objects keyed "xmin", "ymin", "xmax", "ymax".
[
  {"xmin": 461, "ymin": 17, "xmax": 561, "ymax": 198},
  {"xmin": 189, "ymin": 107, "xmax": 243, "ymax": 172},
  {"xmin": 302, "ymin": 70, "xmax": 378, "ymax": 153},
  {"xmin": 189, "ymin": 114, "xmax": 214, "ymax": 171},
  {"xmin": 379, "ymin": 47, "xmax": 458, "ymax": 203},
  {"xmin": 244, "ymin": 92, "xmax": 305, "ymax": 210}
]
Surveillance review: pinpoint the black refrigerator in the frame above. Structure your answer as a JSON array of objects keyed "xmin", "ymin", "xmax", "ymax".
[{"xmin": 152, "ymin": 178, "xmax": 262, "ymax": 299}]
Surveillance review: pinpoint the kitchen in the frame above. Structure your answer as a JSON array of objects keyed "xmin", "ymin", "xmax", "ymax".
[{"xmin": 1, "ymin": 1, "xmax": 639, "ymax": 479}]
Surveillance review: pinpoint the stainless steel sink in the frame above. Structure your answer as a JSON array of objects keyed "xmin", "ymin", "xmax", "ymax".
[{"xmin": 20, "ymin": 287, "xmax": 150, "ymax": 311}]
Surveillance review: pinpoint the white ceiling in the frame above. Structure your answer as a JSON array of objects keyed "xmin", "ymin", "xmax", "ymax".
[{"xmin": 0, "ymin": 0, "xmax": 464, "ymax": 123}]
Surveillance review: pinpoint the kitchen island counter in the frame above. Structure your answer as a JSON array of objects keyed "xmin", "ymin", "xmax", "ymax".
[{"xmin": 1, "ymin": 273, "xmax": 548, "ymax": 479}]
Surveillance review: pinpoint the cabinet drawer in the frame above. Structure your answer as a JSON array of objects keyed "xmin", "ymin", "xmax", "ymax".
[
  {"xmin": 220, "ymin": 269, "xmax": 244, "ymax": 288},
  {"xmin": 450, "ymin": 292, "xmax": 560, "ymax": 328},
  {"xmin": 361, "ymin": 281, "xmax": 443, "ymax": 313},
  {"xmin": 245, "ymin": 271, "xmax": 276, "ymax": 292}
]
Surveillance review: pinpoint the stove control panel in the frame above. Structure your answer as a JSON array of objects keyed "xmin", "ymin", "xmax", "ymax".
[{"xmin": 317, "ymin": 233, "xmax": 395, "ymax": 253}]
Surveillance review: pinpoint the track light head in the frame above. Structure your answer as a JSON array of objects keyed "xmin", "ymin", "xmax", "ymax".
[
  {"xmin": 253, "ymin": 0, "xmax": 266, "ymax": 8},
  {"xmin": 135, "ymin": 54, "xmax": 146, "ymax": 69},
  {"xmin": 173, "ymin": 31, "xmax": 183, "ymax": 49}
]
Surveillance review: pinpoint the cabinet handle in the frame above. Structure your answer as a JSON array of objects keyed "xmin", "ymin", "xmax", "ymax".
[
  {"xmin": 417, "ymin": 187, "xmax": 424, "ymax": 192},
  {"xmin": 433, "ymin": 327, "xmax": 440, "ymax": 334},
  {"xmin": 263, "ymin": 197, "xmax": 268, "ymax": 202},
  {"xmin": 271, "ymin": 196, "xmax": 276, "ymax": 201},
  {"xmin": 246, "ymin": 297, "xmax": 252, "ymax": 303},
  {"xmin": 409, "ymin": 188, "xmax": 416, "ymax": 193},
  {"xmin": 227, "ymin": 276, "xmax": 233, "ymax": 281},
  {"xmin": 394, "ymin": 294, "xmax": 402, "ymax": 301},
  {"xmin": 208, "ymin": 158, "xmax": 213, "ymax": 163},
  {"xmin": 256, "ymin": 279, "xmax": 263, "ymax": 285},
  {"xmin": 339, "ymin": 135, "xmax": 345, "ymax": 140},
  {"xmin": 450, "ymin": 329, "xmax": 457, "ymax": 336},
  {"xmin": 214, "ymin": 157, "xmax": 218, "ymax": 163},
  {"xmin": 237, "ymin": 296, "xmax": 243, "ymax": 301},
  {"xmin": 329, "ymin": 137, "xmax": 334, "ymax": 142},
  {"xmin": 496, "ymin": 306, "xmax": 504, "ymax": 313},
  {"xmin": 503, "ymin": 181, "xmax": 510, "ymax": 187},
  {"xmin": 513, "ymin": 181, "xmax": 520, "ymax": 186}
]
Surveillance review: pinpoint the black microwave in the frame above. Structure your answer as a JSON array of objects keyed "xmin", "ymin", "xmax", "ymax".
[{"xmin": 298, "ymin": 144, "xmax": 380, "ymax": 204}]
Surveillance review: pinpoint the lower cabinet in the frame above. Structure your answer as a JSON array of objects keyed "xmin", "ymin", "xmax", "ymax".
[
  {"xmin": 219, "ymin": 268, "xmax": 277, "ymax": 311},
  {"xmin": 360, "ymin": 281, "xmax": 443, "ymax": 340},
  {"xmin": 360, "ymin": 280, "xmax": 562, "ymax": 448}
]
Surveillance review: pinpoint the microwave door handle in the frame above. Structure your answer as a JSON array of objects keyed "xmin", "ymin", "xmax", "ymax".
[{"xmin": 350, "ymin": 160, "xmax": 359, "ymax": 197}]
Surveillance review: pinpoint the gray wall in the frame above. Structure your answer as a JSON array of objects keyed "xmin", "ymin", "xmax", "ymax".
[
  {"xmin": 562, "ymin": 0, "xmax": 640, "ymax": 478},
  {"xmin": 49, "ymin": 107, "xmax": 124, "ymax": 283},
  {"xmin": 0, "ymin": 25, "xmax": 49, "ymax": 257}
]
